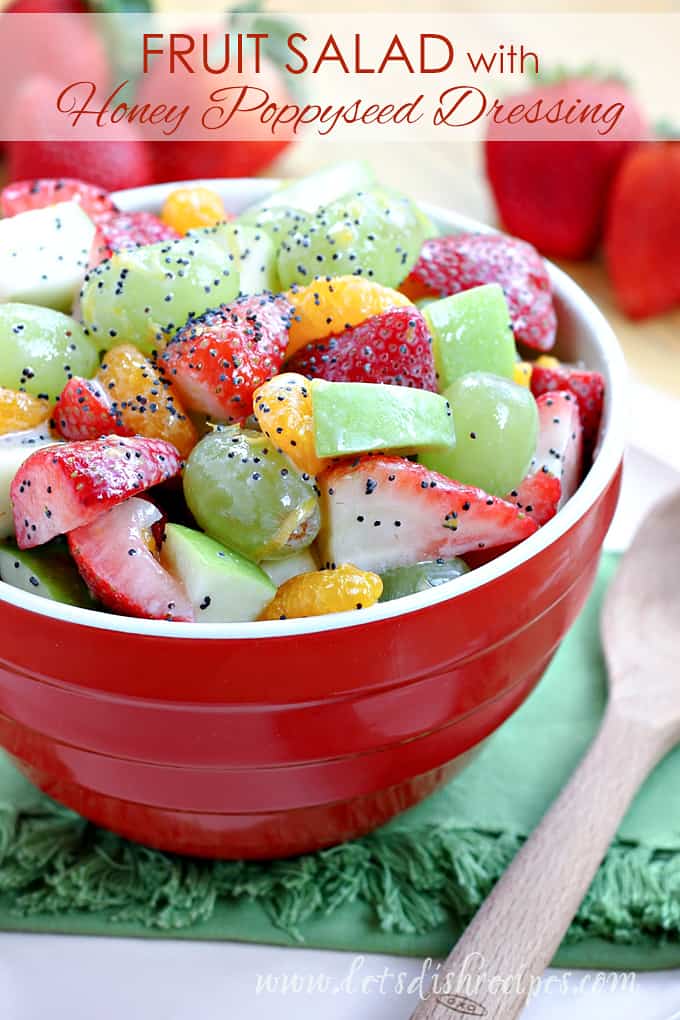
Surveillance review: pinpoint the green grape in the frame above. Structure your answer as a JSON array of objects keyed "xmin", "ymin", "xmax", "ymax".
[
  {"xmin": 277, "ymin": 190, "xmax": 428, "ymax": 290},
  {"xmin": 421, "ymin": 372, "xmax": 539, "ymax": 496},
  {"xmin": 79, "ymin": 233, "xmax": 240, "ymax": 357},
  {"xmin": 0, "ymin": 303, "xmax": 98, "ymax": 401},
  {"xmin": 237, "ymin": 205, "xmax": 308, "ymax": 244},
  {"xmin": 183, "ymin": 429, "xmax": 320, "ymax": 562},
  {"xmin": 379, "ymin": 558, "xmax": 469, "ymax": 602}
]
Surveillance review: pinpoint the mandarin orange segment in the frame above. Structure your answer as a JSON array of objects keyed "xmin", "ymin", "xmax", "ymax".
[
  {"xmin": 253, "ymin": 373, "xmax": 328, "ymax": 477},
  {"xmin": 512, "ymin": 361, "xmax": 533, "ymax": 388},
  {"xmin": 285, "ymin": 276, "xmax": 413, "ymax": 358},
  {"xmin": 0, "ymin": 386, "xmax": 51, "ymax": 435},
  {"xmin": 398, "ymin": 276, "xmax": 438, "ymax": 302},
  {"xmin": 160, "ymin": 186, "xmax": 228, "ymax": 235},
  {"xmin": 535, "ymin": 355, "xmax": 561, "ymax": 369},
  {"xmin": 97, "ymin": 345, "xmax": 198, "ymax": 459},
  {"xmin": 259, "ymin": 563, "xmax": 383, "ymax": 620}
]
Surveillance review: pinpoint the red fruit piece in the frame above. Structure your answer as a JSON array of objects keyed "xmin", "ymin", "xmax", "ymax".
[
  {"xmin": 318, "ymin": 454, "xmax": 538, "ymax": 575},
  {"xmin": 11, "ymin": 435, "xmax": 182, "ymax": 549},
  {"xmin": 0, "ymin": 16, "xmax": 109, "ymax": 143},
  {"xmin": 531, "ymin": 391, "xmax": 584, "ymax": 507},
  {"xmin": 530, "ymin": 364, "xmax": 605, "ymax": 451},
  {"xmin": 402, "ymin": 234, "xmax": 556, "ymax": 352},
  {"xmin": 604, "ymin": 142, "xmax": 680, "ymax": 319},
  {"xmin": 286, "ymin": 307, "xmax": 437, "ymax": 390},
  {"xmin": 90, "ymin": 211, "xmax": 180, "ymax": 266},
  {"xmin": 53, "ymin": 377, "xmax": 132, "ymax": 442},
  {"xmin": 161, "ymin": 293, "xmax": 293, "ymax": 422},
  {"xmin": 6, "ymin": 77, "xmax": 153, "ymax": 195},
  {"xmin": 506, "ymin": 471, "xmax": 562, "ymax": 526},
  {"xmin": 0, "ymin": 177, "xmax": 116, "ymax": 220},
  {"xmin": 485, "ymin": 77, "xmax": 648, "ymax": 260},
  {"xmin": 135, "ymin": 54, "xmax": 291, "ymax": 183},
  {"xmin": 69, "ymin": 496, "xmax": 193, "ymax": 622}
]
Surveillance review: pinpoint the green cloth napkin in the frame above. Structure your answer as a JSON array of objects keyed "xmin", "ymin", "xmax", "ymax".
[{"xmin": 1, "ymin": 552, "xmax": 680, "ymax": 970}]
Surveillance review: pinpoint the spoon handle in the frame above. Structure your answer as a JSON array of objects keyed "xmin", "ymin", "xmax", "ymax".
[{"xmin": 410, "ymin": 705, "xmax": 667, "ymax": 1020}]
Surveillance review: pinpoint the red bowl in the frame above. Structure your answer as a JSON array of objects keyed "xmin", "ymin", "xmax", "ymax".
[{"xmin": 0, "ymin": 180, "xmax": 626, "ymax": 858}]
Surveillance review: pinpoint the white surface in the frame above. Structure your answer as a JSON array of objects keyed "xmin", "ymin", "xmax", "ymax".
[{"xmin": 1, "ymin": 391, "xmax": 679, "ymax": 1017}]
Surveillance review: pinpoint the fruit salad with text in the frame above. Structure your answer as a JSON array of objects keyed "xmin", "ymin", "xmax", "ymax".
[{"xmin": 0, "ymin": 162, "xmax": 605, "ymax": 624}]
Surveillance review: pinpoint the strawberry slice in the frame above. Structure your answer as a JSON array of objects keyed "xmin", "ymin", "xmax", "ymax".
[
  {"xmin": 531, "ymin": 391, "xmax": 583, "ymax": 507},
  {"xmin": 0, "ymin": 177, "xmax": 116, "ymax": 220},
  {"xmin": 53, "ymin": 377, "xmax": 132, "ymax": 442},
  {"xmin": 317, "ymin": 454, "xmax": 538, "ymax": 575},
  {"xmin": 161, "ymin": 293, "xmax": 293, "ymax": 422},
  {"xmin": 401, "ymin": 233, "xmax": 556, "ymax": 352},
  {"xmin": 286, "ymin": 307, "xmax": 437, "ymax": 390},
  {"xmin": 530, "ymin": 364, "xmax": 605, "ymax": 452},
  {"xmin": 90, "ymin": 210, "xmax": 180, "ymax": 266},
  {"xmin": 230, "ymin": 293, "xmax": 293, "ymax": 365},
  {"xmin": 506, "ymin": 470, "xmax": 562, "ymax": 526},
  {"xmin": 11, "ymin": 435, "xmax": 182, "ymax": 549},
  {"xmin": 69, "ymin": 496, "xmax": 193, "ymax": 622}
]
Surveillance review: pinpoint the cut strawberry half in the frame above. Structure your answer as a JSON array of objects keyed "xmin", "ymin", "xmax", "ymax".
[
  {"xmin": 11, "ymin": 435, "xmax": 182, "ymax": 549},
  {"xmin": 0, "ymin": 177, "xmax": 116, "ymax": 220},
  {"xmin": 69, "ymin": 496, "xmax": 193, "ymax": 622},
  {"xmin": 506, "ymin": 470, "xmax": 562, "ymax": 526},
  {"xmin": 286, "ymin": 307, "xmax": 437, "ymax": 390},
  {"xmin": 317, "ymin": 454, "xmax": 538, "ymax": 575},
  {"xmin": 401, "ymin": 233, "xmax": 556, "ymax": 352},
  {"xmin": 53, "ymin": 377, "xmax": 132, "ymax": 442},
  {"xmin": 161, "ymin": 293, "xmax": 293, "ymax": 422},
  {"xmin": 90, "ymin": 210, "xmax": 180, "ymax": 266},
  {"xmin": 530, "ymin": 364, "xmax": 605, "ymax": 452},
  {"xmin": 531, "ymin": 391, "xmax": 583, "ymax": 507}
]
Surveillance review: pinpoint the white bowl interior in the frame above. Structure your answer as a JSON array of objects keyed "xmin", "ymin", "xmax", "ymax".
[{"xmin": 0, "ymin": 178, "xmax": 627, "ymax": 639}]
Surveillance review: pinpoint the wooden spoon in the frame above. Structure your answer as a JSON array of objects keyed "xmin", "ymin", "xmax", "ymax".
[{"xmin": 411, "ymin": 488, "xmax": 680, "ymax": 1020}]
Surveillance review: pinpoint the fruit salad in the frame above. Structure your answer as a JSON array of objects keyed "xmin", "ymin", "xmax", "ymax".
[{"xmin": 0, "ymin": 163, "xmax": 606, "ymax": 624}]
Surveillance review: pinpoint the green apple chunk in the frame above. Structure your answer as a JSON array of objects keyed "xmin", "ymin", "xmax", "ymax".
[
  {"xmin": 79, "ymin": 233, "xmax": 240, "ymax": 357},
  {"xmin": 421, "ymin": 372, "xmax": 538, "ymax": 496},
  {"xmin": 189, "ymin": 222, "xmax": 280, "ymax": 295},
  {"xmin": 247, "ymin": 160, "xmax": 377, "ymax": 215},
  {"xmin": 312, "ymin": 380, "xmax": 455, "ymax": 458},
  {"xmin": 0, "ymin": 538, "xmax": 95, "ymax": 607},
  {"xmin": 260, "ymin": 547, "xmax": 318, "ymax": 587},
  {"xmin": 183, "ymin": 429, "xmax": 320, "ymax": 562},
  {"xmin": 161, "ymin": 524, "xmax": 276, "ymax": 623},
  {"xmin": 379, "ymin": 557, "xmax": 469, "ymax": 602},
  {"xmin": 424, "ymin": 284, "xmax": 516, "ymax": 391},
  {"xmin": 0, "ymin": 304, "xmax": 98, "ymax": 401},
  {"xmin": 233, "ymin": 225, "xmax": 280, "ymax": 295},
  {"xmin": 0, "ymin": 202, "xmax": 95, "ymax": 313},
  {"xmin": 0, "ymin": 430, "xmax": 58, "ymax": 539}
]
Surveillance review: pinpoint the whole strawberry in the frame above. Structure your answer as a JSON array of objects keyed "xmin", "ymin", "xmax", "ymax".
[
  {"xmin": 402, "ymin": 233, "xmax": 556, "ymax": 351},
  {"xmin": 485, "ymin": 76, "xmax": 648, "ymax": 259},
  {"xmin": 7, "ymin": 76, "xmax": 153, "ymax": 193},
  {"xmin": 287, "ymin": 307, "xmax": 437, "ymax": 390},
  {"xmin": 135, "ymin": 53, "xmax": 291, "ymax": 184},
  {"xmin": 604, "ymin": 142, "xmax": 680, "ymax": 319}
]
